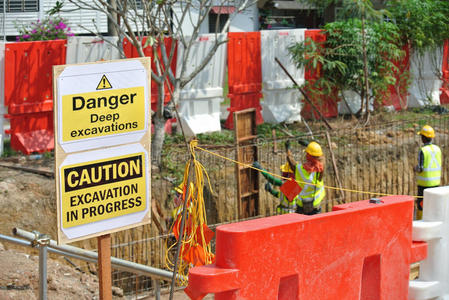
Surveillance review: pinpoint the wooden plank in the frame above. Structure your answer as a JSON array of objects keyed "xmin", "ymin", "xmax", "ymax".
[{"xmin": 234, "ymin": 109, "xmax": 259, "ymax": 219}]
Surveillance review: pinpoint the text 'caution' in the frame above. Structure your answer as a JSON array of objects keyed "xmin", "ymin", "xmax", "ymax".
[{"xmin": 61, "ymin": 153, "xmax": 147, "ymax": 228}]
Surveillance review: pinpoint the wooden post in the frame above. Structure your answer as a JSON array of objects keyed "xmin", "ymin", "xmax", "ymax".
[
  {"xmin": 325, "ymin": 131, "xmax": 345, "ymax": 204},
  {"xmin": 98, "ymin": 234, "xmax": 112, "ymax": 300}
]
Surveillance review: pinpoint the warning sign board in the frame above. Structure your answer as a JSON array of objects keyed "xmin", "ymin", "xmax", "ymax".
[
  {"xmin": 53, "ymin": 58, "xmax": 151, "ymax": 244},
  {"xmin": 55, "ymin": 58, "xmax": 150, "ymax": 153}
]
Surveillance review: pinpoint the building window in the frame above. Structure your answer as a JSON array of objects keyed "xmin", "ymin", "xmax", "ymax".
[
  {"xmin": 208, "ymin": 7, "xmax": 234, "ymax": 33},
  {"xmin": 209, "ymin": 13, "xmax": 229, "ymax": 33},
  {"xmin": 131, "ymin": 0, "xmax": 143, "ymax": 10},
  {"xmin": 0, "ymin": 0, "xmax": 39, "ymax": 12}
]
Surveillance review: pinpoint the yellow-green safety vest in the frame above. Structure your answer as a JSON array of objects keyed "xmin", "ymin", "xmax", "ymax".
[
  {"xmin": 277, "ymin": 193, "xmax": 297, "ymax": 214},
  {"xmin": 294, "ymin": 163, "xmax": 325, "ymax": 208},
  {"xmin": 417, "ymin": 144, "xmax": 442, "ymax": 187}
]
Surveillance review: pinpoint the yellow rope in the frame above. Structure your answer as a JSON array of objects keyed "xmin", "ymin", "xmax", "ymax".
[
  {"xmin": 165, "ymin": 140, "xmax": 215, "ymax": 285},
  {"xmin": 194, "ymin": 145, "xmax": 423, "ymax": 199}
]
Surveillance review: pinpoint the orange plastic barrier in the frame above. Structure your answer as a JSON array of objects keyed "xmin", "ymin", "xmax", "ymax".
[
  {"xmin": 380, "ymin": 44, "xmax": 410, "ymax": 111},
  {"xmin": 122, "ymin": 37, "xmax": 177, "ymax": 112},
  {"xmin": 185, "ymin": 196, "xmax": 425, "ymax": 300},
  {"xmin": 225, "ymin": 32, "xmax": 263, "ymax": 129},
  {"xmin": 440, "ymin": 40, "xmax": 449, "ymax": 104},
  {"xmin": 301, "ymin": 29, "xmax": 338, "ymax": 120},
  {"xmin": 4, "ymin": 40, "xmax": 66, "ymax": 154}
]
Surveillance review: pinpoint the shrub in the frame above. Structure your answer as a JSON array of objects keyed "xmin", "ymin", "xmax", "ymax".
[{"xmin": 15, "ymin": 16, "xmax": 74, "ymax": 42}]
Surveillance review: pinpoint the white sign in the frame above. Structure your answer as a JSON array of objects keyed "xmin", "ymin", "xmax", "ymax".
[{"xmin": 53, "ymin": 58, "xmax": 151, "ymax": 244}]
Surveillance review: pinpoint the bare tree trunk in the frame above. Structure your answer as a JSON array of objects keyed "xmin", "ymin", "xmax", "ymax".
[
  {"xmin": 152, "ymin": 81, "xmax": 166, "ymax": 168},
  {"xmin": 107, "ymin": 0, "xmax": 118, "ymax": 36},
  {"xmin": 152, "ymin": 115, "xmax": 166, "ymax": 168}
]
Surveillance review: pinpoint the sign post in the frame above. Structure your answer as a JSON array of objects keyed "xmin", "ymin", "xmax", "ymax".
[{"xmin": 53, "ymin": 58, "xmax": 151, "ymax": 299}]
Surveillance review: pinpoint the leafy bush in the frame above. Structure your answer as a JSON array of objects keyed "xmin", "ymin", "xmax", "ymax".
[
  {"xmin": 288, "ymin": 18, "xmax": 407, "ymax": 110},
  {"xmin": 15, "ymin": 16, "xmax": 74, "ymax": 42},
  {"xmin": 387, "ymin": 0, "xmax": 449, "ymax": 53}
]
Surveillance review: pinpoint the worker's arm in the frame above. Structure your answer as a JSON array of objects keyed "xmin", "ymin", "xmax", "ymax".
[
  {"xmin": 414, "ymin": 149, "xmax": 424, "ymax": 172},
  {"xmin": 253, "ymin": 162, "xmax": 283, "ymax": 186},
  {"xmin": 265, "ymin": 183, "xmax": 280, "ymax": 198}
]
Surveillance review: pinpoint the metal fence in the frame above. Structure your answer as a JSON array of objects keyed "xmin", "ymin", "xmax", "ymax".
[{"xmin": 110, "ymin": 114, "xmax": 449, "ymax": 296}]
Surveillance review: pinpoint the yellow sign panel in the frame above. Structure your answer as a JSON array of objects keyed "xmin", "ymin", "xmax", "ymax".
[
  {"xmin": 61, "ymin": 87, "xmax": 145, "ymax": 142},
  {"xmin": 61, "ymin": 152, "xmax": 147, "ymax": 228}
]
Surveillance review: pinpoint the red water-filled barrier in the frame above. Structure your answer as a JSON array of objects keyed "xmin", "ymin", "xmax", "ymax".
[
  {"xmin": 4, "ymin": 40, "xmax": 66, "ymax": 154},
  {"xmin": 440, "ymin": 40, "xmax": 449, "ymax": 105},
  {"xmin": 123, "ymin": 37, "xmax": 177, "ymax": 112},
  {"xmin": 301, "ymin": 30, "xmax": 338, "ymax": 120},
  {"xmin": 225, "ymin": 32, "xmax": 263, "ymax": 129},
  {"xmin": 186, "ymin": 196, "xmax": 425, "ymax": 300},
  {"xmin": 381, "ymin": 44, "xmax": 410, "ymax": 111}
]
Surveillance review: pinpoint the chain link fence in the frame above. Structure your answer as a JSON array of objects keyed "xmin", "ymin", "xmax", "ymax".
[{"xmin": 109, "ymin": 115, "xmax": 449, "ymax": 297}]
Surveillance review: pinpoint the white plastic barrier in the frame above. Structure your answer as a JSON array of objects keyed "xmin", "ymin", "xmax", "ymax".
[
  {"xmin": 66, "ymin": 36, "xmax": 120, "ymax": 64},
  {"xmin": 261, "ymin": 29, "xmax": 305, "ymax": 124},
  {"xmin": 408, "ymin": 48, "xmax": 443, "ymax": 108},
  {"xmin": 0, "ymin": 42, "xmax": 5, "ymax": 156},
  {"xmin": 409, "ymin": 186, "xmax": 449, "ymax": 299},
  {"xmin": 176, "ymin": 34, "xmax": 226, "ymax": 136},
  {"xmin": 337, "ymin": 90, "xmax": 374, "ymax": 115}
]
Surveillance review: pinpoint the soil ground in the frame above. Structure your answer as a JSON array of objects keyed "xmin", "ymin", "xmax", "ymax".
[{"xmin": 0, "ymin": 156, "xmax": 196, "ymax": 299}]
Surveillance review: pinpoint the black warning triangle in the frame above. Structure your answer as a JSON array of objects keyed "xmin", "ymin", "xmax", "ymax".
[{"xmin": 96, "ymin": 75, "xmax": 113, "ymax": 90}]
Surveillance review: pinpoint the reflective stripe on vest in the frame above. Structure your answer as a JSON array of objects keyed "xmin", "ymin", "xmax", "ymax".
[
  {"xmin": 295, "ymin": 164, "xmax": 325, "ymax": 208},
  {"xmin": 417, "ymin": 144, "xmax": 442, "ymax": 187},
  {"xmin": 277, "ymin": 193, "xmax": 296, "ymax": 214}
]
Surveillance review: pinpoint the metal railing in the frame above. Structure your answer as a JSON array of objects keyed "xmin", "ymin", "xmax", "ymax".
[{"xmin": 0, "ymin": 228, "xmax": 179, "ymax": 299}]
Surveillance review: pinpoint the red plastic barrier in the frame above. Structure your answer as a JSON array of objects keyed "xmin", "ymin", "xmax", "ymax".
[
  {"xmin": 440, "ymin": 40, "xmax": 449, "ymax": 104},
  {"xmin": 225, "ymin": 92, "xmax": 263, "ymax": 129},
  {"xmin": 123, "ymin": 37, "xmax": 177, "ymax": 112},
  {"xmin": 4, "ymin": 40, "xmax": 67, "ymax": 154},
  {"xmin": 381, "ymin": 45, "xmax": 410, "ymax": 111},
  {"xmin": 186, "ymin": 196, "xmax": 423, "ymax": 300},
  {"xmin": 226, "ymin": 32, "xmax": 263, "ymax": 129},
  {"xmin": 302, "ymin": 30, "xmax": 338, "ymax": 120}
]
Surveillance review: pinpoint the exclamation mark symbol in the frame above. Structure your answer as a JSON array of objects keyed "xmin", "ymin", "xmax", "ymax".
[{"xmin": 96, "ymin": 75, "xmax": 112, "ymax": 90}]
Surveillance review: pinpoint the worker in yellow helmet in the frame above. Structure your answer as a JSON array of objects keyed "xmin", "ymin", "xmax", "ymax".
[
  {"xmin": 286, "ymin": 140, "xmax": 325, "ymax": 215},
  {"xmin": 252, "ymin": 160, "xmax": 297, "ymax": 214},
  {"xmin": 414, "ymin": 125, "xmax": 441, "ymax": 220}
]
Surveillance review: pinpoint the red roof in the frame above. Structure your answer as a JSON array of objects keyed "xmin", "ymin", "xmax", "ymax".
[{"xmin": 211, "ymin": 6, "xmax": 235, "ymax": 14}]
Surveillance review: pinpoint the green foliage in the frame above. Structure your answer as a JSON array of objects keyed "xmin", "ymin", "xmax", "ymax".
[
  {"xmin": 288, "ymin": 18, "xmax": 406, "ymax": 109},
  {"xmin": 1, "ymin": 140, "xmax": 17, "ymax": 157},
  {"xmin": 387, "ymin": 0, "xmax": 449, "ymax": 53}
]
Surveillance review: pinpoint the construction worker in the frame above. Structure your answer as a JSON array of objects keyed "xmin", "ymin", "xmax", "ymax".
[
  {"xmin": 253, "ymin": 161, "xmax": 297, "ymax": 214},
  {"xmin": 286, "ymin": 140, "xmax": 325, "ymax": 215},
  {"xmin": 414, "ymin": 125, "xmax": 442, "ymax": 220}
]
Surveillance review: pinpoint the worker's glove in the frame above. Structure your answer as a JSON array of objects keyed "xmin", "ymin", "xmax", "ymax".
[
  {"xmin": 298, "ymin": 139, "xmax": 309, "ymax": 147},
  {"xmin": 285, "ymin": 140, "xmax": 291, "ymax": 151},
  {"xmin": 252, "ymin": 161, "xmax": 262, "ymax": 170},
  {"xmin": 265, "ymin": 182, "xmax": 273, "ymax": 192}
]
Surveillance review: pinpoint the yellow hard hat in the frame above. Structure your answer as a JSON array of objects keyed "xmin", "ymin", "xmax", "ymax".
[
  {"xmin": 418, "ymin": 125, "xmax": 435, "ymax": 138},
  {"xmin": 305, "ymin": 141, "xmax": 323, "ymax": 157},
  {"xmin": 280, "ymin": 162, "xmax": 293, "ymax": 173}
]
